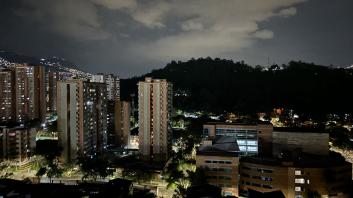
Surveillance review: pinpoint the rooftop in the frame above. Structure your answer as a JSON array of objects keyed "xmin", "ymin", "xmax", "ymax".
[
  {"xmin": 240, "ymin": 151, "xmax": 350, "ymax": 168},
  {"xmin": 205, "ymin": 121, "xmax": 272, "ymax": 126},
  {"xmin": 197, "ymin": 136, "xmax": 240, "ymax": 157},
  {"xmin": 273, "ymin": 126, "xmax": 326, "ymax": 133}
]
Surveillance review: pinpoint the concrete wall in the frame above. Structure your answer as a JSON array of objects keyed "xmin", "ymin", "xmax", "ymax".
[{"xmin": 272, "ymin": 131, "xmax": 329, "ymax": 156}]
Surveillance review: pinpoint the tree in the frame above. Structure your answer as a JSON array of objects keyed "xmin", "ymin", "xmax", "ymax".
[
  {"xmin": 328, "ymin": 126, "xmax": 353, "ymax": 149},
  {"xmin": 131, "ymin": 189, "xmax": 156, "ymax": 198},
  {"xmin": 122, "ymin": 167, "xmax": 153, "ymax": 184},
  {"xmin": 0, "ymin": 162, "xmax": 13, "ymax": 179},
  {"xmin": 307, "ymin": 190, "xmax": 321, "ymax": 198},
  {"xmin": 46, "ymin": 164, "xmax": 63, "ymax": 181},
  {"xmin": 35, "ymin": 140, "xmax": 63, "ymax": 181},
  {"xmin": 77, "ymin": 155, "xmax": 113, "ymax": 181},
  {"xmin": 188, "ymin": 167, "xmax": 208, "ymax": 186},
  {"xmin": 35, "ymin": 167, "xmax": 47, "ymax": 181}
]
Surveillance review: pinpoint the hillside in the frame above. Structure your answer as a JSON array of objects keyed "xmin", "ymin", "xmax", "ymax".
[
  {"xmin": 0, "ymin": 50, "xmax": 82, "ymax": 73},
  {"xmin": 121, "ymin": 58, "xmax": 353, "ymax": 115}
]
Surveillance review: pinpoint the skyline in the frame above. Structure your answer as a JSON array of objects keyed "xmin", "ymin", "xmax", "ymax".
[{"xmin": 1, "ymin": 0, "xmax": 353, "ymax": 77}]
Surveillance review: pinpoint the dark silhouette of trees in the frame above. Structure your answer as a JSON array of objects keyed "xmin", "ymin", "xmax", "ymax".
[
  {"xmin": 121, "ymin": 58, "xmax": 353, "ymax": 115},
  {"xmin": 77, "ymin": 155, "xmax": 113, "ymax": 181},
  {"xmin": 35, "ymin": 140, "xmax": 63, "ymax": 181},
  {"xmin": 328, "ymin": 126, "xmax": 353, "ymax": 149},
  {"xmin": 188, "ymin": 167, "xmax": 208, "ymax": 186}
]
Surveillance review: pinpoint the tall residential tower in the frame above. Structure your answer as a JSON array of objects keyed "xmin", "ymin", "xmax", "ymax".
[
  {"xmin": 0, "ymin": 70, "xmax": 14, "ymax": 123},
  {"xmin": 57, "ymin": 80, "xmax": 107, "ymax": 162},
  {"xmin": 0, "ymin": 65, "xmax": 46, "ymax": 123},
  {"xmin": 138, "ymin": 77, "xmax": 172, "ymax": 161}
]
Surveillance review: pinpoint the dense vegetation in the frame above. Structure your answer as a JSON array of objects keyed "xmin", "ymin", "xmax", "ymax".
[{"xmin": 121, "ymin": 58, "xmax": 353, "ymax": 115}]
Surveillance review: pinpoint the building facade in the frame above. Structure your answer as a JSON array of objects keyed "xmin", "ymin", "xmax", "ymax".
[
  {"xmin": 90, "ymin": 73, "xmax": 121, "ymax": 148},
  {"xmin": 90, "ymin": 73, "xmax": 120, "ymax": 100},
  {"xmin": 138, "ymin": 77, "xmax": 173, "ymax": 161},
  {"xmin": 32, "ymin": 66, "xmax": 46, "ymax": 122},
  {"xmin": 196, "ymin": 136, "xmax": 240, "ymax": 197},
  {"xmin": 0, "ymin": 65, "xmax": 46, "ymax": 123},
  {"xmin": 0, "ymin": 126, "xmax": 36, "ymax": 163},
  {"xmin": 239, "ymin": 153, "xmax": 352, "ymax": 198},
  {"xmin": 57, "ymin": 80, "xmax": 107, "ymax": 162},
  {"xmin": 0, "ymin": 70, "xmax": 14, "ymax": 123},
  {"xmin": 112, "ymin": 100, "xmax": 131, "ymax": 147},
  {"xmin": 272, "ymin": 127, "xmax": 329, "ymax": 156},
  {"xmin": 45, "ymin": 71, "xmax": 59, "ymax": 113},
  {"xmin": 203, "ymin": 122, "xmax": 273, "ymax": 156}
]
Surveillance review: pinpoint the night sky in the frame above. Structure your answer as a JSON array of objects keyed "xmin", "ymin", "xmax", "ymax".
[{"xmin": 0, "ymin": 0, "xmax": 352, "ymax": 77}]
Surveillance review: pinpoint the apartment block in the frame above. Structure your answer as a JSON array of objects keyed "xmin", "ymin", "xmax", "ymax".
[
  {"xmin": 45, "ymin": 71, "xmax": 59, "ymax": 113},
  {"xmin": 0, "ymin": 126, "xmax": 36, "ymax": 163},
  {"xmin": 90, "ymin": 73, "xmax": 120, "ymax": 101},
  {"xmin": 0, "ymin": 70, "xmax": 14, "ymax": 123},
  {"xmin": 138, "ymin": 77, "xmax": 173, "ymax": 161},
  {"xmin": 11, "ymin": 65, "xmax": 46, "ymax": 123},
  {"xmin": 112, "ymin": 100, "xmax": 131, "ymax": 147},
  {"xmin": 57, "ymin": 80, "xmax": 107, "ymax": 162}
]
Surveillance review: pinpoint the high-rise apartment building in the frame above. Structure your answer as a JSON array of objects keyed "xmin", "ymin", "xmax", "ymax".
[
  {"xmin": 105, "ymin": 74, "xmax": 120, "ymax": 101},
  {"xmin": 33, "ymin": 66, "xmax": 46, "ymax": 122},
  {"xmin": 45, "ymin": 71, "xmax": 59, "ymax": 113},
  {"xmin": 0, "ymin": 70, "xmax": 14, "ymax": 123},
  {"xmin": 138, "ymin": 77, "xmax": 173, "ymax": 161},
  {"xmin": 0, "ymin": 65, "xmax": 47, "ymax": 123},
  {"xmin": 112, "ymin": 100, "xmax": 131, "ymax": 147},
  {"xmin": 90, "ymin": 73, "xmax": 121, "ymax": 148},
  {"xmin": 90, "ymin": 73, "xmax": 120, "ymax": 100},
  {"xmin": 13, "ymin": 66, "xmax": 28, "ymax": 123},
  {"xmin": 57, "ymin": 80, "xmax": 107, "ymax": 162}
]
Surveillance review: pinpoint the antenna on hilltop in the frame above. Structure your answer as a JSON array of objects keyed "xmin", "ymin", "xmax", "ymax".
[{"xmin": 267, "ymin": 56, "xmax": 270, "ymax": 66}]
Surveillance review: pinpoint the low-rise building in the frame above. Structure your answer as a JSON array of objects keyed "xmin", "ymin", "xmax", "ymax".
[
  {"xmin": 239, "ymin": 152, "xmax": 352, "ymax": 198},
  {"xmin": 196, "ymin": 136, "xmax": 240, "ymax": 197},
  {"xmin": 272, "ymin": 127, "xmax": 329, "ymax": 156},
  {"xmin": 202, "ymin": 122, "xmax": 273, "ymax": 156}
]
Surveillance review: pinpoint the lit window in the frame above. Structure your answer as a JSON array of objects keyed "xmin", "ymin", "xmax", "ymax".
[
  {"xmin": 295, "ymin": 178, "xmax": 305, "ymax": 184},
  {"xmin": 295, "ymin": 170, "xmax": 302, "ymax": 176},
  {"xmin": 295, "ymin": 186, "xmax": 301, "ymax": 192}
]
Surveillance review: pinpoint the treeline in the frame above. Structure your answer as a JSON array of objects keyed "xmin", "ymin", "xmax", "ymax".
[{"xmin": 121, "ymin": 57, "xmax": 353, "ymax": 115}]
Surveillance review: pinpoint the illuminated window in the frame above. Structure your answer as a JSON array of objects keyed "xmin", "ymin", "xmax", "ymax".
[
  {"xmin": 295, "ymin": 170, "xmax": 302, "ymax": 176},
  {"xmin": 295, "ymin": 178, "xmax": 305, "ymax": 184},
  {"xmin": 295, "ymin": 186, "xmax": 302, "ymax": 192}
]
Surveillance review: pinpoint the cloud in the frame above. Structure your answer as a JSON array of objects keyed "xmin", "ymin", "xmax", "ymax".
[
  {"xmin": 128, "ymin": 0, "xmax": 307, "ymax": 60},
  {"xmin": 90, "ymin": 0, "xmax": 137, "ymax": 10},
  {"xmin": 14, "ymin": 0, "xmax": 307, "ymax": 61},
  {"xmin": 17, "ymin": 0, "xmax": 111, "ymax": 40},
  {"xmin": 129, "ymin": 1, "xmax": 171, "ymax": 29},
  {"xmin": 253, "ymin": 29, "xmax": 274, "ymax": 39},
  {"xmin": 181, "ymin": 20, "xmax": 204, "ymax": 31},
  {"xmin": 278, "ymin": 7, "xmax": 297, "ymax": 17}
]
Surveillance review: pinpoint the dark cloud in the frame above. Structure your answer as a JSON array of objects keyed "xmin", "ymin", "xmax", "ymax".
[{"xmin": 0, "ymin": 0, "xmax": 352, "ymax": 77}]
